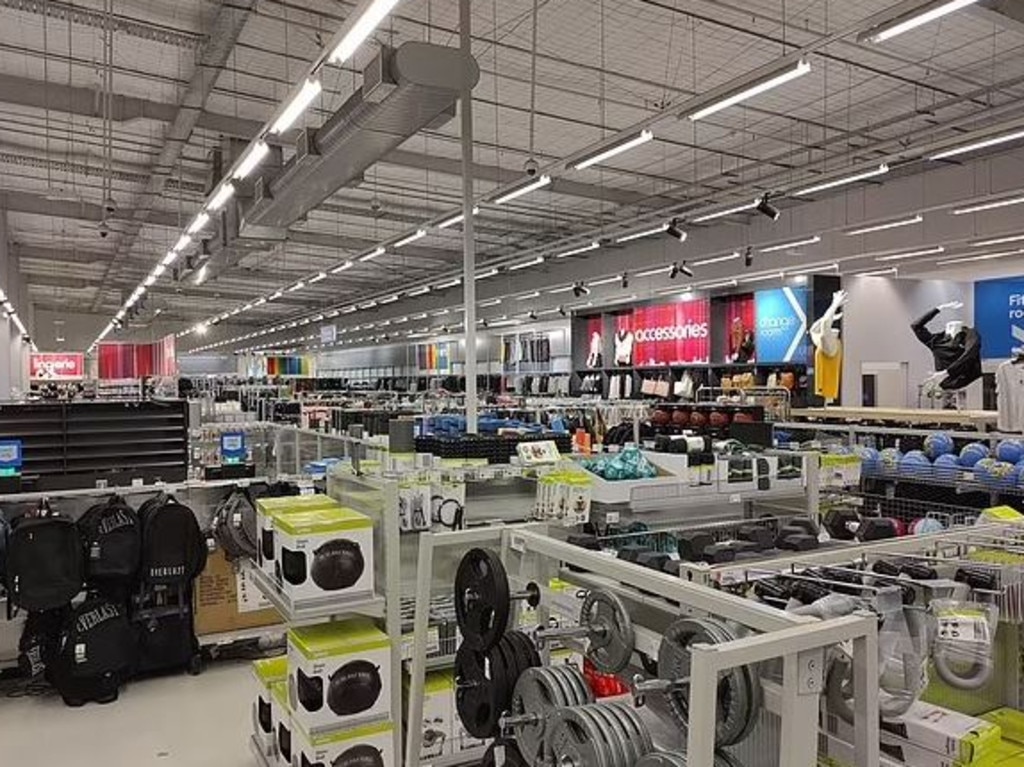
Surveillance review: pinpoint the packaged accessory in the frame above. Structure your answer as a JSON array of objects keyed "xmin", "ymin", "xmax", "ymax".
[{"xmin": 931, "ymin": 599, "xmax": 999, "ymax": 690}]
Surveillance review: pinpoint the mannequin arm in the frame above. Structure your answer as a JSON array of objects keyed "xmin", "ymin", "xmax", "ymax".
[{"xmin": 911, "ymin": 308, "xmax": 940, "ymax": 345}]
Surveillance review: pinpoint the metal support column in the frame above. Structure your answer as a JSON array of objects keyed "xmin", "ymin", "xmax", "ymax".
[{"xmin": 459, "ymin": 0, "xmax": 478, "ymax": 434}]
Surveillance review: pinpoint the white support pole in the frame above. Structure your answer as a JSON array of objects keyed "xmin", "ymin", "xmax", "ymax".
[
  {"xmin": 459, "ymin": 0, "xmax": 478, "ymax": 434},
  {"xmin": 686, "ymin": 647, "xmax": 717, "ymax": 767},
  {"xmin": 778, "ymin": 652, "xmax": 819, "ymax": 767}
]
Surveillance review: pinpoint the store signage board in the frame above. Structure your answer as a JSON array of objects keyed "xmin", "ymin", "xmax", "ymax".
[
  {"xmin": 0, "ymin": 439, "xmax": 23, "ymax": 476},
  {"xmin": 220, "ymin": 432, "xmax": 246, "ymax": 465},
  {"xmin": 321, "ymin": 324, "xmax": 337, "ymax": 344},
  {"xmin": 30, "ymin": 352, "xmax": 85, "ymax": 381},
  {"xmin": 974, "ymin": 278, "xmax": 1024, "ymax": 359},
  {"xmin": 614, "ymin": 298, "xmax": 711, "ymax": 365},
  {"xmin": 754, "ymin": 287, "xmax": 808, "ymax": 363}
]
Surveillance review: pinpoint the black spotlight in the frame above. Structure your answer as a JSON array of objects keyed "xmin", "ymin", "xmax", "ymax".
[
  {"xmin": 756, "ymin": 194, "xmax": 780, "ymax": 221},
  {"xmin": 744, "ymin": 245, "xmax": 754, "ymax": 268},
  {"xmin": 558, "ymin": 305, "xmax": 566, "ymax": 317},
  {"xmin": 621, "ymin": 272, "xmax": 629, "ymax": 289},
  {"xmin": 572, "ymin": 282, "xmax": 590, "ymax": 298},
  {"xmin": 528, "ymin": 310, "xmax": 537, "ymax": 320},
  {"xmin": 670, "ymin": 262, "xmax": 694, "ymax": 279},
  {"xmin": 666, "ymin": 218, "xmax": 687, "ymax": 242}
]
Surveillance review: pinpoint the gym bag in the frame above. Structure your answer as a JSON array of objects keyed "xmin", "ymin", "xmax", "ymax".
[
  {"xmin": 18, "ymin": 606, "xmax": 68, "ymax": 679},
  {"xmin": 78, "ymin": 495, "xmax": 141, "ymax": 584},
  {"xmin": 211, "ymin": 489, "xmax": 258, "ymax": 561},
  {"xmin": 0, "ymin": 508, "xmax": 9, "ymax": 583},
  {"xmin": 137, "ymin": 493, "xmax": 207, "ymax": 586},
  {"xmin": 6, "ymin": 512, "xmax": 84, "ymax": 611},
  {"xmin": 51, "ymin": 594, "xmax": 136, "ymax": 706}
]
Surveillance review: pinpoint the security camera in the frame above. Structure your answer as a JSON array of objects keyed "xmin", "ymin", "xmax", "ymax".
[
  {"xmin": 524, "ymin": 158, "xmax": 540, "ymax": 177},
  {"xmin": 370, "ymin": 197, "xmax": 383, "ymax": 214},
  {"xmin": 98, "ymin": 221, "xmax": 110, "ymax": 239}
]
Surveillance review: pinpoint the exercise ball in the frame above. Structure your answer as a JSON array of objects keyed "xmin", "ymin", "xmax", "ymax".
[
  {"xmin": 879, "ymin": 448, "xmax": 903, "ymax": 477},
  {"xmin": 933, "ymin": 454, "xmax": 960, "ymax": 482},
  {"xmin": 857, "ymin": 447, "xmax": 881, "ymax": 476},
  {"xmin": 959, "ymin": 442, "xmax": 990, "ymax": 468},
  {"xmin": 899, "ymin": 450, "xmax": 933, "ymax": 480},
  {"xmin": 912, "ymin": 517, "xmax": 945, "ymax": 535},
  {"xmin": 996, "ymin": 439, "xmax": 1024, "ymax": 464},
  {"xmin": 923, "ymin": 432, "xmax": 955, "ymax": 459}
]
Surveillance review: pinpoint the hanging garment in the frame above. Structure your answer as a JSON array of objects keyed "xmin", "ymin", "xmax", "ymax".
[
  {"xmin": 814, "ymin": 340, "xmax": 843, "ymax": 400},
  {"xmin": 586, "ymin": 333, "xmax": 604, "ymax": 369},
  {"xmin": 614, "ymin": 329, "xmax": 634, "ymax": 366},
  {"xmin": 997, "ymin": 360, "xmax": 1024, "ymax": 432},
  {"xmin": 911, "ymin": 308, "xmax": 983, "ymax": 390}
]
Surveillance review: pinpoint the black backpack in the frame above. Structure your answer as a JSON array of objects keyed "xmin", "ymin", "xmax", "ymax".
[
  {"xmin": 6, "ymin": 510, "xmax": 84, "ymax": 611},
  {"xmin": 137, "ymin": 493, "xmax": 207, "ymax": 586},
  {"xmin": 211, "ymin": 489, "xmax": 257, "ymax": 561},
  {"xmin": 51, "ymin": 595, "xmax": 136, "ymax": 706},
  {"xmin": 18, "ymin": 607, "xmax": 69, "ymax": 680},
  {"xmin": 78, "ymin": 496, "xmax": 141, "ymax": 584}
]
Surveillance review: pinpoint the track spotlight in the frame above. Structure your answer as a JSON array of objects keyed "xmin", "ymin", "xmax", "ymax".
[
  {"xmin": 558, "ymin": 305, "xmax": 567, "ymax": 317},
  {"xmin": 666, "ymin": 218, "xmax": 687, "ymax": 243},
  {"xmin": 744, "ymin": 246, "xmax": 754, "ymax": 268},
  {"xmin": 756, "ymin": 194, "xmax": 780, "ymax": 221},
  {"xmin": 572, "ymin": 282, "xmax": 590, "ymax": 298},
  {"xmin": 528, "ymin": 310, "xmax": 537, "ymax": 320},
  {"xmin": 670, "ymin": 262, "xmax": 694, "ymax": 279},
  {"xmin": 621, "ymin": 272, "xmax": 630, "ymax": 289}
]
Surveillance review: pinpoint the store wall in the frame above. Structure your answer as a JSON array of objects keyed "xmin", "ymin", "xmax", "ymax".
[
  {"xmin": 178, "ymin": 355, "xmax": 240, "ymax": 377},
  {"xmin": 842, "ymin": 277, "xmax": 980, "ymax": 409},
  {"xmin": 0, "ymin": 211, "xmax": 29, "ymax": 400}
]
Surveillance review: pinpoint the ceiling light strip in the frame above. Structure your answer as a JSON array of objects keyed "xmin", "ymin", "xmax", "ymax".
[
  {"xmin": 875, "ymin": 246, "xmax": 945, "ymax": 262},
  {"xmin": 845, "ymin": 214, "xmax": 924, "ymax": 235},
  {"xmin": 687, "ymin": 59, "xmax": 810, "ymax": 121},
  {"xmin": 572, "ymin": 129, "xmax": 654, "ymax": 170},
  {"xmin": 860, "ymin": 0, "xmax": 982, "ymax": 44},
  {"xmin": 492, "ymin": 175, "xmax": 552, "ymax": 205},
  {"xmin": 758, "ymin": 235, "xmax": 821, "ymax": 253},
  {"xmin": 691, "ymin": 201, "xmax": 759, "ymax": 223},
  {"xmin": 615, "ymin": 224, "xmax": 669, "ymax": 243},
  {"xmin": 952, "ymin": 196, "xmax": 1024, "ymax": 215},
  {"xmin": 792, "ymin": 164, "xmax": 889, "ymax": 197}
]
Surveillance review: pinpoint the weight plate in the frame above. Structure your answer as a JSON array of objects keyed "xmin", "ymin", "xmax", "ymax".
[
  {"xmin": 509, "ymin": 667, "xmax": 566, "ymax": 765},
  {"xmin": 507, "ymin": 629, "xmax": 542, "ymax": 671},
  {"xmin": 715, "ymin": 749, "xmax": 747, "ymax": 767},
  {"xmin": 454, "ymin": 548, "xmax": 511, "ymax": 651},
  {"xmin": 580, "ymin": 589, "xmax": 635, "ymax": 673},
  {"xmin": 587, "ymin": 704, "xmax": 632, "ymax": 767},
  {"xmin": 574, "ymin": 706, "xmax": 618, "ymax": 767},
  {"xmin": 607, "ymin": 700, "xmax": 654, "ymax": 757},
  {"xmin": 702, "ymin": 618, "xmax": 760, "ymax": 746},
  {"xmin": 657, "ymin": 617, "xmax": 750, "ymax": 747},
  {"xmin": 635, "ymin": 753, "xmax": 689, "ymax": 767},
  {"xmin": 552, "ymin": 663, "xmax": 594, "ymax": 705},
  {"xmin": 545, "ymin": 664, "xmax": 576, "ymax": 710},
  {"xmin": 546, "ymin": 707, "xmax": 610, "ymax": 767},
  {"xmin": 482, "ymin": 739, "xmax": 530, "ymax": 767},
  {"xmin": 454, "ymin": 641, "xmax": 509, "ymax": 739},
  {"xmin": 494, "ymin": 634, "xmax": 520, "ymax": 720}
]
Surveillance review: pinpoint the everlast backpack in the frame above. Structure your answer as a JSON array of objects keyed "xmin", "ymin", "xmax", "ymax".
[
  {"xmin": 0, "ymin": 509, "xmax": 9, "ymax": 583},
  {"xmin": 137, "ymin": 493, "xmax": 207, "ymax": 586},
  {"xmin": 51, "ymin": 595, "xmax": 136, "ymax": 706},
  {"xmin": 211, "ymin": 489, "xmax": 258, "ymax": 561},
  {"xmin": 18, "ymin": 607, "xmax": 68, "ymax": 679},
  {"xmin": 78, "ymin": 496, "xmax": 141, "ymax": 583},
  {"xmin": 6, "ymin": 512, "xmax": 84, "ymax": 611}
]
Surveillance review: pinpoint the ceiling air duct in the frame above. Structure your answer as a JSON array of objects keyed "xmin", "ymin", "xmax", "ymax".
[{"xmin": 243, "ymin": 41, "xmax": 479, "ymax": 230}]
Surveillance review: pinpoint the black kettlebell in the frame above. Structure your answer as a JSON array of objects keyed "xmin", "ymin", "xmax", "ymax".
[
  {"xmin": 332, "ymin": 744, "xmax": 384, "ymax": 767},
  {"xmin": 295, "ymin": 668, "xmax": 324, "ymax": 712},
  {"xmin": 281, "ymin": 547, "xmax": 309, "ymax": 585},
  {"xmin": 310, "ymin": 539, "xmax": 365, "ymax": 591},
  {"xmin": 327, "ymin": 660, "xmax": 381, "ymax": 716}
]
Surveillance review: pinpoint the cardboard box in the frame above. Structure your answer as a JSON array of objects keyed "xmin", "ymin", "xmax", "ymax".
[
  {"xmin": 274, "ymin": 507, "xmax": 375, "ymax": 603},
  {"xmin": 256, "ymin": 494, "xmax": 346, "ymax": 579},
  {"xmin": 252, "ymin": 657, "xmax": 288, "ymax": 757},
  {"xmin": 195, "ymin": 549, "xmax": 282, "ymax": 636},
  {"xmin": 291, "ymin": 719, "xmax": 395, "ymax": 767},
  {"xmin": 270, "ymin": 681, "xmax": 293, "ymax": 767},
  {"xmin": 287, "ymin": 619, "xmax": 391, "ymax": 734},
  {"xmin": 403, "ymin": 670, "xmax": 453, "ymax": 761}
]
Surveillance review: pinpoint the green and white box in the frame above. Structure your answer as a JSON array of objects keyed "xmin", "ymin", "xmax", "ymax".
[
  {"xmin": 404, "ymin": 670, "xmax": 453, "ymax": 761},
  {"xmin": 291, "ymin": 719, "xmax": 395, "ymax": 767},
  {"xmin": 256, "ymin": 494, "xmax": 346, "ymax": 580},
  {"xmin": 273, "ymin": 506, "xmax": 374, "ymax": 602},
  {"xmin": 287, "ymin": 620, "xmax": 391, "ymax": 734},
  {"xmin": 270, "ymin": 681, "xmax": 294, "ymax": 767},
  {"xmin": 252, "ymin": 656, "xmax": 289, "ymax": 756}
]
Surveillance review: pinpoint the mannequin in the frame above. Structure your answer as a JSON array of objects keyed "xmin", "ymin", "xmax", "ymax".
[
  {"xmin": 614, "ymin": 326, "xmax": 634, "ymax": 366},
  {"xmin": 996, "ymin": 348, "xmax": 1024, "ymax": 432},
  {"xmin": 586, "ymin": 332, "xmax": 603, "ymax": 369},
  {"xmin": 911, "ymin": 301, "xmax": 982, "ymax": 391},
  {"xmin": 810, "ymin": 290, "xmax": 846, "ymax": 403}
]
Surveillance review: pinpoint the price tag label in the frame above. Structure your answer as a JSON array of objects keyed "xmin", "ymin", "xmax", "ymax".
[
  {"xmin": 605, "ymin": 511, "xmax": 620, "ymax": 524},
  {"xmin": 729, "ymin": 494, "xmax": 742, "ymax": 504}
]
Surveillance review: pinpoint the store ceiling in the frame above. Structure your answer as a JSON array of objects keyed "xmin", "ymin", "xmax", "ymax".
[{"xmin": 3, "ymin": 0, "xmax": 1024, "ymax": 352}]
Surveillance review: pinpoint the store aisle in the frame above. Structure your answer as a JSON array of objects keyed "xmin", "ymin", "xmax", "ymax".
[{"xmin": 0, "ymin": 660, "xmax": 252, "ymax": 766}]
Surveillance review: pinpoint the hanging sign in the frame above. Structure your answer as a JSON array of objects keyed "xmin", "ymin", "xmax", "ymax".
[
  {"xmin": 615, "ymin": 298, "xmax": 711, "ymax": 365},
  {"xmin": 974, "ymin": 278, "xmax": 1024, "ymax": 359},
  {"xmin": 30, "ymin": 352, "xmax": 85, "ymax": 381}
]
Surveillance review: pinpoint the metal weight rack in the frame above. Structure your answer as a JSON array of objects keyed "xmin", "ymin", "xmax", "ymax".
[{"xmin": 405, "ymin": 524, "xmax": 880, "ymax": 767}]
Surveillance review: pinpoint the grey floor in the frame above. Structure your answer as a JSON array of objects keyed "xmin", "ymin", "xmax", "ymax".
[{"xmin": 0, "ymin": 660, "xmax": 253, "ymax": 766}]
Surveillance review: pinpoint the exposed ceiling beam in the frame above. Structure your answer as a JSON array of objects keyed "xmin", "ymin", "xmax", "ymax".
[{"xmin": 973, "ymin": 0, "xmax": 1024, "ymax": 34}]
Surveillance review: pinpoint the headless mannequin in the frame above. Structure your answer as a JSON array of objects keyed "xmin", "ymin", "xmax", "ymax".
[
  {"xmin": 586, "ymin": 332, "xmax": 603, "ymax": 369},
  {"xmin": 912, "ymin": 300, "xmax": 983, "ymax": 395},
  {"xmin": 810, "ymin": 290, "xmax": 846, "ymax": 404}
]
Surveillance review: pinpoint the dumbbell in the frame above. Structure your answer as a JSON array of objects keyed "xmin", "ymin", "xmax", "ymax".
[
  {"xmin": 775, "ymin": 526, "xmax": 819, "ymax": 551},
  {"xmin": 636, "ymin": 551, "xmax": 671, "ymax": 571},
  {"xmin": 701, "ymin": 542, "xmax": 736, "ymax": 564},
  {"xmin": 856, "ymin": 517, "xmax": 897, "ymax": 541},
  {"xmin": 677, "ymin": 530, "xmax": 714, "ymax": 561},
  {"xmin": 823, "ymin": 508, "xmax": 861, "ymax": 540},
  {"xmin": 618, "ymin": 544, "xmax": 652, "ymax": 563},
  {"xmin": 736, "ymin": 524, "xmax": 774, "ymax": 551}
]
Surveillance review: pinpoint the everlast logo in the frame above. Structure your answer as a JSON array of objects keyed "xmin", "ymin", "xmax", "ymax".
[
  {"xmin": 76, "ymin": 603, "xmax": 120, "ymax": 633},
  {"xmin": 97, "ymin": 510, "xmax": 134, "ymax": 536},
  {"xmin": 149, "ymin": 565, "xmax": 186, "ymax": 578}
]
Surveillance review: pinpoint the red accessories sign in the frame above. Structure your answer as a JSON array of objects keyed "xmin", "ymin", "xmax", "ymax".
[
  {"xmin": 30, "ymin": 352, "xmax": 85, "ymax": 381},
  {"xmin": 615, "ymin": 298, "xmax": 710, "ymax": 365}
]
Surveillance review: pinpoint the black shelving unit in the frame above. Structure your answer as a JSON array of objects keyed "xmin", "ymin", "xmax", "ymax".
[{"xmin": 0, "ymin": 400, "xmax": 189, "ymax": 491}]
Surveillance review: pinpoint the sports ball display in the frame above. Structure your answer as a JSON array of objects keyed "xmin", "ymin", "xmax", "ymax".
[
  {"xmin": 982, "ymin": 460, "xmax": 1019, "ymax": 492},
  {"xmin": 899, "ymin": 450, "xmax": 932, "ymax": 480},
  {"xmin": 996, "ymin": 439, "xmax": 1024, "ymax": 465},
  {"xmin": 709, "ymin": 411, "xmax": 730, "ymax": 429},
  {"xmin": 651, "ymin": 410, "xmax": 671, "ymax": 427},
  {"xmin": 933, "ymin": 454, "xmax": 960, "ymax": 482},
  {"xmin": 959, "ymin": 442, "xmax": 990, "ymax": 468},
  {"xmin": 912, "ymin": 517, "xmax": 945, "ymax": 535},
  {"xmin": 972, "ymin": 458, "xmax": 999, "ymax": 487},
  {"xmin": 923, "ymin": 432, "xmax": 955, "ymax": 459},
  {"xmin": 857, "ymin": 447, "xmax": 881, "ymax": 476},
  {"xmin": 879, "ymin": 448, "xmax": 903, "ymax": 477},
  {"xmin": 732, "ymin": 411, "xmax": 755, "ymax": 424},
  {"xmin": 671, "ymin": 409, "xmax": 689, "ymax": 427},
  {"xmin": 689, "ymin": 411, "xmax": 708, "ymax": 428}
]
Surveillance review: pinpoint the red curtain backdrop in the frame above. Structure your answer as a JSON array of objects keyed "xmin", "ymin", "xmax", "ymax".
[
  {"xmin": 616, "ymin": 298, "xmax": 710, "ymax": 365},
  {"xmin": 98, "ymin": 335, "xmax": 177, "ymax": 379},
  {"xmin": 721, "ymin": 294, "xmax": 757, "ymax": 363}
]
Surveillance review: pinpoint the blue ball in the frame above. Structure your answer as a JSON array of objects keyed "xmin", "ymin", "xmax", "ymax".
[
  {"xmin": 879, "ymin": 448, "xmax": 903, "ymax": 477},
  {"xmin": 933, "ymin": 454, "xmax": 961, "ymax": 482},
  {"xmin": 912, "ymin": 517, "xmax": 945, "ymax": 535},
  {"xmin": 990, "ymin": 461, "xmax": 1020, "ymax": 491},
  {"xmin": 959, "ymin": 442, "xmax": 990, "ymax": 468},
  {"xmin": 973, "ymin": 458, "xmax": 999, "ymax": 487},
  {"xmin": 996, "ymin": 439, "xmax": 1024, "ymax": 465},
  {"xmin": 924, "ymin": 432, "xmax": 955, "ymax": 459},
  {"xmin": 856, "ymin": 447, "xmax": 881, "ymax": 476},
  {"xmin": 899, "ymin": 450, "xmax": 933, "ymax": 480}
]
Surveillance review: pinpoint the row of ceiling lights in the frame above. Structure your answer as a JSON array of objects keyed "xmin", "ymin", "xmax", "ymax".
[{"xmin": 0, "ymin": 284, "xmax": 36, "ymax": 352}]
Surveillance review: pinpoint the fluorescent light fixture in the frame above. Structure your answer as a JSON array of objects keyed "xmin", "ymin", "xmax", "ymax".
[
  {"xmin": 431, "ymin": 309, "xmax": 450, "ymax": 316},
  {"xmin": 952, "ymin": 196, "xmax": 1024, "ymax": 215},
  {"xmin": 793, "ymin": 164, "xmax": 889, "ymax": 197},
  {"xmin": 412, "ymin": 312, "xmax": 428, "ymax": 320},
  {"xmin": 971, "ymin": 233, "xmax": 1024, "ymax": 247},
  {"xmin": 342, "ymin": 306, "xmax": 358, "ymax": 314},
  {"xmin": 394, "ymin": 229, "xmax": 427, "ymax": 249},
  {"xmin": 845, "ymin": 214, "xmax": 923, "ymax": 235},
  {"xmin": 493, "ymin": 174, "xmax": 551, "ymax": 205},
  {"xmin": 153, "ymin": 264, "xmax": 167, "ymax": 278},
  {"xmin": 691, "ymin": 200, "xmax": 759, "ymax": 223},
  {"xmin": 234, "ymin": 141, "xmax": 269, "ymax": 180},
  {"xmin": 360, "ymin": 300, "xmax": 378, "ymax": 309},
  {"xmin": 637, "ymin": 266, "xmax": 671, "ymax": 278},
  {"xmin": 331, "ymin": 260, "xmax": 355, "ymax": 274},
  {"xmin": 271, "ymin": 78, "xmax": 322, "ymax": 134},
  {"xmin": 509, "ymin": 256, "xmax": 544, "ymax": 271},
  {"xmin": 587, "ymin": 276, "xmax": 620, "ymax": 287},
  {"xmin": 254, "ymin": 297, "xmax": 267, "ymax": 306},
  {"xmin": 702, "ymin": 279, "xmax": 740, "ymax": 289},
  {"xmin": 309, "ymin": 272, "xmax": 327, "ymax": 284},
  {"xmin": 758, "ymin": 235, "xmax": 822, "ymax": 253},
  {"xmin": 936, "ymin": 248, "xmax": 1024, "ymax": 266},
  {"xmin": 876, "ymin": 246, "xmax": 945, "ymax": 262},
  {"xmin": 741, "ymin": 272, "xmax": 784, "ymax": 284},
  {"xmin": 143, "ymin": 274, "xmax": 158, "ymax": 288},
  {"xmin": 208, "ymin": 183, "xmax": 235, "ymax": 211},
  {"xmin": 861, "ymin": 0, "xmax": 982, "ymax": 44},
  {"xmin": 475, "ymin": 268, "xmax": 499, "ymax": 281},
  {"xmin": 437, "ymin": 207, "xmax": 480, "ymax": 229},
  {"xmin": 408, "ymin": 286, "xmax": 431, "ymax": 296},
  {"xmin": 549, "ymin": 285, "xmax": 576, "ymax": 294},
  {"xmin": 194, "ymin": 322, "xmax": 209, "ymax": 335},
  {"xmin": 480, "ymin": 298, "xmax": 502, "ymax": 307},
  {"xmin": 854, "ymin": 267, "xmax": 899, "ymax": 277},
  {"xmin": 329, "ymin": 0, "xmax": 401, "ymax": 63},
  {"xmin": 161, "ymin": 251, "xmax": 179, "ymax": 268},
  {"xmin": 173, "ymin": 234, "xmax": 192, "ymax": 252},
  {"xmin": 287, "ymin": 281, "xmax": 305, "ymax": 292},
  {"xmin": 615, "ymin": 224, "xmax": 669, "ymax": 243},
  {"xmin": 357, "ymin": 247, "xmax": 386, "ymax": 262},
  {"xmin": 268, "ymin": 290, "xmax": 284, "ymax": 301},
  {"xmin": 693, "ymin": 252, "xmax": 741, "ymax": 267},
  {"xmin": 572, "ymin": 129, "xmax": 654, "ymax": 170},
  {"xmin": 379, "ymin": 294, "xmax": 399, "ymax": 304},
  {"xmin": 516, "ymin": 291, "xmax": 542, "ymax": 300},
  {"xmin": 789, "ymin": 262, "xmax": 839, "ymax": 276},
  {"xmin": 187, "ymin": 212, "xmax": 210, "ymax": 235},
  {"xmin": 115, "ymin": 309, "xmax": 125, "ymax": 320},
  {"xmin": 930, "ymin": 128, "xmax": 1024, "ymax": 161},
  {"xmin": 555, "ymin": 241, "xmax": 600, "ymax": 259},
  {"xmin": 435, "ymin": 278, "xmax": 462, "ymax": 289},
  {"xmin": 194, "ymin": 264, "xmax": 208, "ymax": 284},
  {"xmin": 230, "ymin": 308, "xmax": 242, "ymax": 316},
  {"xmin": 688, "ymin": 59, "xmax": 810, "ymax": 121}
]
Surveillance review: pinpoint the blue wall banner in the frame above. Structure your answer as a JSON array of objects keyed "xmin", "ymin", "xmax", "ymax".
[
  {"xmin": 974, "ymin": 278, "xmax": 1024, "ymax": 360},
  {"xmin": 755, "ymin": 287, "xmax": 809, "ymax": 363}
]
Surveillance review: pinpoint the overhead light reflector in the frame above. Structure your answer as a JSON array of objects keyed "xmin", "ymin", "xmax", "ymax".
[
  {"xmin": 329, "ymin": 0, "xmax": 401, "ymax": 64},
  {"xmin": 493, "ymin": 174, "xmax": 551, "ymax": 205},
  {"xmin": 845, "ymin": 214, "xmax": 923, "ymax": 235},
  {"xmin": 793, "ymin": 164, "xmax": 889, "ymax": 197},
  {"xmin": 860, "ymin": 0, "xmax": 982, "ymax": 44},
  {"xmin": 688, "ymin": 59, "xmax": 810, "ymax": 121},
  {"xmin": 271, "ymin": 78, "xmax": 322, "ymax": 134},
  {"xmin": 572, "ymin": 129, "xmax": 654, "ymax": 170},
  {"xmin": 758, "ymin": 235, "xmax": 821, "ymax": 253}
]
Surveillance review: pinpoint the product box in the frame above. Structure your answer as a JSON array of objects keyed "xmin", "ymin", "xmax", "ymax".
[
  {"xmin": 252, "ymin": 657, "xmax": 289, "ymax": 756},
  {"xmin": 983, "ymin": 709, "xmax": 1024, "ymax": 747},
  {"xmin": 271, "ymin": 681, "xmax": 294, "ymax": 767},
  {"xmin": 403, "ymin": 670, "xmax": 453, "ymax": 761},
  {"xmin": 256, "ymin": 495, "xmax": 345, "ymax": 579},
  {"xmin": 287, "ymin": 619, "xmax": 391, "ymax": 734},
  {"xmin": 291, "ymin": 720, "xmax": 395, "ymax": 767},
  {"xmin": 195, "ymin": 548, "xmax": 282, "ymax": 636},
  {"xmin": 397, "ymin": 480, "xmax": 431, "ymax": 532},
  {"xmin": 273, "ymin": 507, "xmax": 375, "ymax": 603},
  {"xmin": 818, "ymin": 731, "xmax": 913, "ymax": 767}
]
